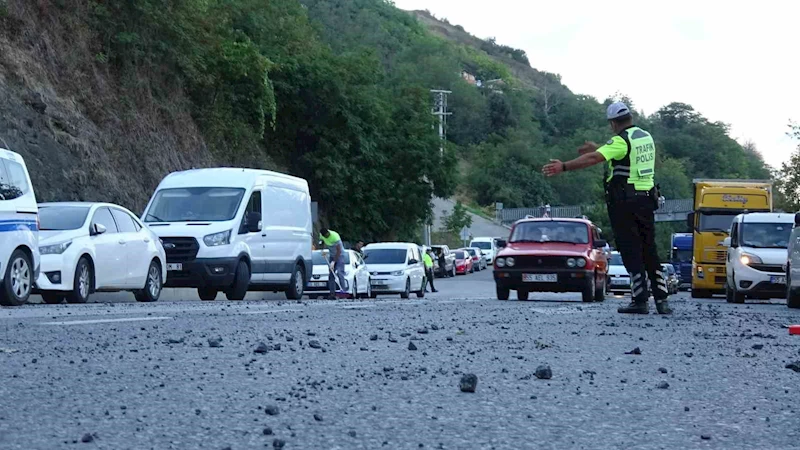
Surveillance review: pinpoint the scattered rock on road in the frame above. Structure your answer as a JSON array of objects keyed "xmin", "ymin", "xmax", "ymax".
[
  {"xmin": 254, "ymin": 342, "xmax": 270, "ymax": 354},
  {"xmin": 752, "ymin": 344, "xmax": 764, "ymax": 350},
  {"xmin": 273, "ymin": 438, "xmax": 286, "ymax": 448},
  {"xmin": 80, "ymin": 433, "xmax": 94, "ymax": 443},
  {"xmin": 535, "ymin": 365, "xmax": 553, "ymax": 380},
  {"xmin": 309, "ymin": 340, "xmax": 322, "ymax": 349},
  {"xmin": 785, "ymin": 361, "xmax": 800, "ymax": 373},
  {"xmin": 659, "ymin": 367, "xmax": 668, "ymax": 374},
  {"xmin": 208, "ymin": 337, "xmax": 222, "ymax": 348},
  {"xmin": 263, "ymin": 427, "xmax": 273, "ymax": 435},
  {"xmin": 460, "ymin": 374, "xmax": 478, "ymax": 393},
  {"xmin": 408, "ymin": 342, "xmax": 418, "ymax": 351},
  {"xmin": 370, "ymin": 334, "xmax": 378, "ymax": 341},
  {"xmin": 701, "ymin": 434, "xmax": 712, "ymax": 440},
  {"xmin": 265, "ymin": 405, "xmax": 280, "ymax": 416},
  {"xmin": 314, "ymin": 413, "xmax": 323, "ymax": 421},
  {"xmin": 626, "ymin": 347, "xmax": 642, "ymax": 355},
  {"xmin": 657, "ymin": 381, "xmax": 670, "ymax": 389}
]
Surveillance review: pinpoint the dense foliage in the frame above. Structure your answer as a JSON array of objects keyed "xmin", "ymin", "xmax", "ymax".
[
  {"xmin": 87, "ymin": 0, "xmax": 773, "ymax": 249},
  {"xmin": 775, "ymin": 123, "xmax": 800, "ymax": 212}
]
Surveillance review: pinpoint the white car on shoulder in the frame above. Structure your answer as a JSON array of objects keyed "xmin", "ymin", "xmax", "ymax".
[
  {"xmin": 35, "ymin": 202, "xmax": 167, "ymax": 304},
  {"xmin": 363, "ymin": 242, "xmax": 426, "ymax": 298},
  {"xmin": 0, "ymin": 148, "xmax": 39, "ymax": 306},
  {"xmin": 469, "ymin": 237, "xmax": 498, "ymax": 264},
  {"xmin": 724, "ymin": 212, "xmax": 792, "ymax": 303},
  {"xmin": 306, "ymin": 249, "xmax": 371, "ymax": 299},
  {"xmin": 607, "ymin": 251, "xmax": 630, "ymax": 294}
]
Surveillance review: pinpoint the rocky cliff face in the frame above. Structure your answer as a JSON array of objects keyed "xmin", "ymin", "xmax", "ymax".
[{"xmin": 0, "ymin": 1, "xmax": 214, "ymax": 213}]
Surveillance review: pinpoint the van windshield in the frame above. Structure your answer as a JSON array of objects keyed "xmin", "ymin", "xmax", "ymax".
[
  {"xmin": 471, "ymin": 241, "xmax": 492, "ymax": 250},
  {"xmin": 741, "ymin": 222, "xmax": 792, "ymax": 248},
  {"xmin": 144, "ymin": 187, "xmax": 245, "ymax": 222}
]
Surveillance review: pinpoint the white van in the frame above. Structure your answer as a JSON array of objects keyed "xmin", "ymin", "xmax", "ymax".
[
  {"xmin": 363, "ymin": 242, "xmax": 426, "ymax": 298},
  {"xmin": 0, "ymin": 149, "xmax": 39, "ymax": 306},
  {"xmin": 141, "ymin": 168, "xmax": 312, "ymax": 301},
  {"xmin": 469, "ymin": 237, "xmax": 499, "ymax": 264},
  {"xmin": 723, "ymin": 212, "xmax": 793, "ymax": 303}
]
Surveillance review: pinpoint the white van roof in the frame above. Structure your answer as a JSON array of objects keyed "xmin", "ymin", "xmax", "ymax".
[
  {"xmin": 738, "ymin": 212, "xmax": 794, "ymax": 224},
  {"xmin": 0, "ymin": 148, "xmax": 25, "ymax": 163},
  {"xmin": 470, "ymin": 237, "xmax": 494, "ymax": 242},
  {"xmin": 157, "ymin": 168, "xmax": 308, "ymax": 190}
]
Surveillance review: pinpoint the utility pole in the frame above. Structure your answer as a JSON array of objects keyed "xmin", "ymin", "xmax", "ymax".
[{"xmin": 423, "ymin": 89, "xmax": 453, "ymax": 247}]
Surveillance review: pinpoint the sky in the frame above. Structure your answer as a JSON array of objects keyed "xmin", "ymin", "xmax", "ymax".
[{"xmin": 392, "ymin": 0, "xmax": 799, "ymax": 169}]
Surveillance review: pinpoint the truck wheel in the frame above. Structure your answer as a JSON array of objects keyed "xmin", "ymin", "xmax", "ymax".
[
  {"xmin": 225, "ymin": 260, "xmax": 250, "ymax": 301},
  {"xmin": 496, "ymin": 285, "xmax": 510, "ymax": 300},
  {"xmin": 198, "ymin": 288, "xmax": 217, "ymax": 301}
]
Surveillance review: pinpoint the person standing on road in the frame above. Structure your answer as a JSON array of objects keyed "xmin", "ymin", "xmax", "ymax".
[
  {"xmin": 423, "ymin": 249, "xmax": 438, "ymax": 293},
  {"xmin": 320, "ymin": 228, "xmax": 347, "ymax": 300},
  {"xmin": 352, "ymin": 240, "xmax": 365, "ymax": 257},
  {"xmin": 541, "ymin": 102, "xmax": 672, "ymax": 315}
]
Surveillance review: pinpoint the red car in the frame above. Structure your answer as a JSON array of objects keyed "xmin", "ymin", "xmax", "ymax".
[
  {"xmin": 493, "ymin": 217, "xmax": 609, "ymax": 302},
  {"xmin": 453, "ymin": 249, "xmax": 474, "ymax": 275}
]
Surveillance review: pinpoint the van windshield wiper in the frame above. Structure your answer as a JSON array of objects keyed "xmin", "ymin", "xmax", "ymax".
[{"xmin": 145, "ymin": 213, "xmax": 165, "ymax": 222}]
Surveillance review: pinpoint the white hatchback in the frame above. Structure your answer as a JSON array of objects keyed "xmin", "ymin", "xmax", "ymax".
[
  {"xmin": 35, "ymin": 202, "xmax": 167, "ymax": 304},
  {"xmin": 0, "ymin": 149, "xmax": 39, "ymax": 306},
  {"xmin": 607, "ymin": 251, "xmax": 630, "ymax": 294},
  {"xmin": 363, "ymin": 242, "xmax": 426, "ymax": 298},
  {"xmin": 306, "ymin": 249, "xmax": 371, "ymax": 299}
]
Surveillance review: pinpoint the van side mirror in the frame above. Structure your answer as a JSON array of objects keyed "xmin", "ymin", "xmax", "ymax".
[
  {"xmin": 246, "ymin": 212, "xmax": 262, "ymax": 233},
  {"xmin": 408, "ymin": 259, "xmax": 419, "ymax": 265},
  {"xmin": 593, "ymin": 239, "xmax": 607, "ymax": 249},
  {"xmin": 722, "ymin": 237, "xmax": 731, "ymax": 247},
  {"xmin": 497, "ymin": 239, "xmax": 507, "ymax": 248},
  {"xmin": 686, "ymin": 212, "xmax": 695, "ymax": 230},
  {"xmin": 91, "ymin": 223, "xmax": 107, "ymax": 236}
]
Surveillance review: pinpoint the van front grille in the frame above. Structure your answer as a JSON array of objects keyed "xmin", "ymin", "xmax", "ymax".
[{"xmin": 160, "ymin": 237, "xmax": 199, "ymax": 263}]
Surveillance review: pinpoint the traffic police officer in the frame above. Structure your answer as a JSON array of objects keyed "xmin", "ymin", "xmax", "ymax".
[{"xmin": 542, "ymin": 102, "xmax": 672, "ymax": 315}]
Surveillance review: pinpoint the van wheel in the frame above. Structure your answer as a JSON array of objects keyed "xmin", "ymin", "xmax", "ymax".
[
  {"xmin": 517, "ymin": 290, "xmax": 529, "ymax": 301},
  {"xmin": 226, "ymin": 260, "xmax": 250, "ymax": 301},
  {"xmin": 198, "ymin": 288, "xmax": 217, "ymax": 301},
  {"xmin": 400, "ymin": 279, "xmax": 410, "ymax": 299},
  {"xmin": 416, "ymin": 278, "xmax": 425, "ymax": 298},
  {"xmin": 285, "ymin": 264, "xmax": 305, "ymax": 300},
  {"xmin": 67, "ymin": 257, "xmax": 92, "ymax": 304},
  {"xmin": 0, "ymin": 250, "xmax": 33, "ymax": 306},
  {"xmin": 135, "ymin": 260, "xmax": 162, "ymax": 303},
  {"xmin": 788, "ymin": 272, "xmax": 800, "ymax": 309},
  {"xmin": 41, "ymin": 293, "xmax": 65, "ymax": 304}
]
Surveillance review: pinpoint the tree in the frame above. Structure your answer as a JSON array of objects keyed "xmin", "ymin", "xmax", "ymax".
[
  {"xmin": 775, "ymin": 123, "xmax": 800, "ymax": 212},
  {"xmin": 442, "ymin": 201, "xmax": 473, "ymax": 234}
]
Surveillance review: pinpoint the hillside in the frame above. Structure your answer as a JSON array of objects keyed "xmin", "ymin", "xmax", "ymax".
[{"xmin": 0, "ymin": 0, "xmax": 775, "ymax": 248}]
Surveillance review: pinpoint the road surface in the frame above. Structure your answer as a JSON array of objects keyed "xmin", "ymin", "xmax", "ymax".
[{"xmin": 2, "ymin": 270, "xmax": 800, "ymax": 449}]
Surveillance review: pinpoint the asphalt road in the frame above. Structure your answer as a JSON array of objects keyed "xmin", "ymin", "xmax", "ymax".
[{"xmin": 3, "ymin": 270, "xmax": 800, "ymax": 449}]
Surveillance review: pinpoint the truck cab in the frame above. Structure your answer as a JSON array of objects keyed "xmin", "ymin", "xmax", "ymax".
[
  {"xmin": 670, "ymin": 233, "xmax": 693, "ymax": 290},
  {"xmin": 687, "ymin": 179, "xmax": 773, "ymax": 298}
]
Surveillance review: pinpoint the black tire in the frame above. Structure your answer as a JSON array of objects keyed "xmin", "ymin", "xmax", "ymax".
[
  {"xmin": 350, "ymin": 279, "xmax": 358, "ymax": 300},
  {"xmin": 581, "ymin": 279, "xmax": 595, "ymax": 303},
  {"xmin": 470, "ymin": 265, "xmax": 474, "ymax": 274},
  {"xmin": 788, "ymin": 272, "xmax": 800, "ymax": 309},
  {"xmin": 198, "ymin": 288, "xmax": 217, "ymax": 301},
  {"xmin": 400, "ymin": 279, "xmax": 410, "ymax": 299},
  {"xmin": 135, "ymin": 260, "xmax": 162, "ymax": 303},
  {"xmin": 226, "ymin": 260, "xmax": 250, "ymax": 301},
  {"xmin": 416, "ymin": 278, "xmax": 425, "ymax": 298},
  {"xmin": 728, "ymin": 273, "xmax": 745, "ymax": 304},
  {"xmin": 0, "ymin": 249, "xmax": 33, "ymax": 306},
  {"xmin": 66, "ymin": 257, "xmax": 92, "ymax": 304},
  {"xmin": 517, "ymin": 290, "xmax": 529, "ymax": 301},
  {"xmin": 285, "ymin": 263, "xmax": 305, "ymax": 300},
  {"xmin": 691, "ymin": 289, "xmax": 711, "ymax": 299},
  {"xmin": 594, "ymin": 273, "xmax": 605, "ymax": 302},
  {"xmin": 450, "ymin": 265, "xmax": 456, "ymax": 278},
  {"xmin": 496, "ymin": 285, "xmax": 510, "ymax": 300},
  {"xmin": 41, "ymin": 293, "xmax": 65, "ymax": 305},
  {"xmin": 361, "ymin": 280, "xmax": 372, "ymax": 299}
]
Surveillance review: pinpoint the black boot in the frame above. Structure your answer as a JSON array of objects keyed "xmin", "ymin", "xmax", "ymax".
[
  {"xmin": 655, "ymin": 299, "xmax": 673, "ymax": 315},
  {"xmin": 652, "ymin": 268, "xmax": 672, "ymax": 315},
  {"xmin": 618, "ymin": 272, "xmax": 649, "ymax": 314}
]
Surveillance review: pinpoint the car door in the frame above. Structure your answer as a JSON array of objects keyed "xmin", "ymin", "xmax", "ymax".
[
  {"xmin": 110, "ymin": 208, "xmax": 149, "ymax": 288},
  {"xmin": 353, "ymin": 252, "xmax": 368, "ymax": 294},
  {"xmin": 89, "ymin": 207, "xmax": 126, "ymax": 288},
  {"xmin": 727, "ymin": 220, "xmax": 739, "ymax": 285},
  {"xmin": 239, "ymin": 189, "xmax": 264, "ymax": 282},
  {"xmin": 409, "ymin": 246, "xmax": 424, "ymax": 289}
]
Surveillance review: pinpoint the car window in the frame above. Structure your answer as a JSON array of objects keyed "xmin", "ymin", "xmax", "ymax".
[
  {"xmin": 111, "ymin": 208, "xmax": 139, "ymax": 233},
  {"xmin": 91, "ymin": 207, "xmax": 118, "ymax": 234},
  {"xmin": 609, "ymin": 253, "xmax": 624, "ymax": 265},
  {"xmin": 0, "ymin": 159, "xmax": 27, "ymax": 201}
]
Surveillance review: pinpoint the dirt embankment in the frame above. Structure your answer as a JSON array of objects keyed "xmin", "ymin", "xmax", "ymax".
[{"xmin": 0, "ymin": 1, "xmax": 215, "ymax": 213}]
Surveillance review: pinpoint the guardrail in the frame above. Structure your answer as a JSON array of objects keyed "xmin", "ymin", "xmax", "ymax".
[{"xmin": 500, "ymin": 199, "xmax": 693, "ymax": 224}]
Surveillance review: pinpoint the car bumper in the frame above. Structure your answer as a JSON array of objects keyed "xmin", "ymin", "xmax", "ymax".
[
  {"xmin": 370, "ymin": 276, "xmax": 406, "ymax": 294},
  {"xmin": 494, "ymin": 268, "xmax": 593, "ymax": 292},
  {"xmin": 734, "ymin": 264, "xmax": 785, "ymax": 297},
  {"xmin": 608, "ymin": 276, "xmax": 631, "ymax": 291},
  {"xmin": 163, "ymin": 257, "xmax": 238, "ymax": 288},
  {"xmin": 305, "ymin": 276, "xmax": 352, "ymax": 294},
  {"xmin": 694, "ymin": 263, "xmax": 726, "ymax": 291},
  {"xmin": 34, "ymin": 254, "xmax": 75, "ymax": 292},
  {"xmin": 456, "ymin": 265, "xmax": 470, "ymax": 274}
]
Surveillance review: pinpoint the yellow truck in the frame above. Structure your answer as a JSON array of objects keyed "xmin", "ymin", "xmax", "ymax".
[{"xmin": 687, "ymin": 179, "xmax": 773, "ymax": 298}]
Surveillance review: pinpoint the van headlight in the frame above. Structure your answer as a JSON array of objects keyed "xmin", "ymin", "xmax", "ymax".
[
  {"xmin": 740, "ymin": 253, "xmax": 762, "ymax": 266},
  {"xmin": 40, "ymin": 241, "xmax": 72, "ymax": 255},
  {"xmin": 391, "ymin": 270, "xmax": 404, "ymax": 277},
  {"xmin": 496, "ymin": 258, "xmax": 506, "ymax": 267},
  {"xmin": 203, "ymin": 230, "xmax": 232, "ymax": 247}
]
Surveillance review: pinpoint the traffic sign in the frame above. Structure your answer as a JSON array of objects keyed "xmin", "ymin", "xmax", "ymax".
[{"xmin": 460, "ymin": 226, "xmax": 470, "ymax": 241}]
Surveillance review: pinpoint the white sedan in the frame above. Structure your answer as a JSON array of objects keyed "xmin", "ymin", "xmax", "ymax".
[
  {"xmin": 306, "ymin": 249, "xmax": 371, "ymax": 299},
  {"xmin": 35, "ymin": 202, "xmax": 167, "ymax": 304}
]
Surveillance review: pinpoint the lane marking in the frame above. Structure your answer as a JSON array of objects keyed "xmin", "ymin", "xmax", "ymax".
[
  {"xmin": 241, "ymin": 308, "xmax": 302, "ymax": 315},
  {"xmin": 39, "ymin": 316, "xmax": 172, "ymax": 326}
]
